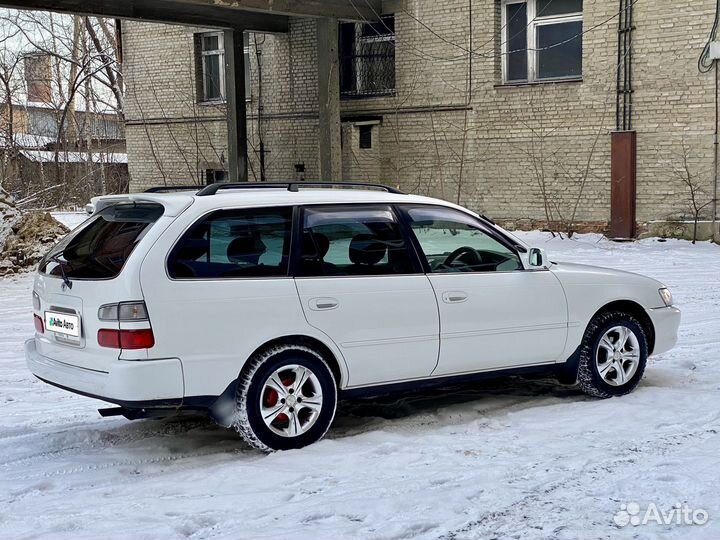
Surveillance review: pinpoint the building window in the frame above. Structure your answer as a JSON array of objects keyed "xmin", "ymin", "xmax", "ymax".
[
  {"xmin": 358, "ymin": 125, "xmax": 373, "ymax": 149},
  {"xmin": 340, "ymin": 15, "xmax": 395, "ymax": 99},
  {"xmin": 198, "ymin": 32, "xmax": 251, "ymax": 103},
  {"xmin": 502, "ymin": 0, "xmax": 583, "ymax": 83}
]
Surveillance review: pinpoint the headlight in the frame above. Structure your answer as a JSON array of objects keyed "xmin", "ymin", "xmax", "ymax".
[{"xmin": 659, "ymin": 287, "xmax": 673, "ymax": 307}]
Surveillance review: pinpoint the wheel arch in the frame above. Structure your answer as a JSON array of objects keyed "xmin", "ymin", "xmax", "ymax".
[
  {"xmin": 243, "ymin": 334, "xmax": 346, "ymax": 388},
  {"xmin": 590, "ymin": 300, "xmax": 656, "ymax": 355},
  {"xmin": 209, "ymin": 334, "xmax": 345, "ymax": 428}
]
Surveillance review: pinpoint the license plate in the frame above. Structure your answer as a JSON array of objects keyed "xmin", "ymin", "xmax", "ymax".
[{"xmin": 45, "ymin": 311, "xmax": 80, "ymax": 338}]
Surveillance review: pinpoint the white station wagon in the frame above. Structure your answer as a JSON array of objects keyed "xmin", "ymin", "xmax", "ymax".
[{"xmin": 26, "ymin": 182, "xmax": 681, "ymax": 451}]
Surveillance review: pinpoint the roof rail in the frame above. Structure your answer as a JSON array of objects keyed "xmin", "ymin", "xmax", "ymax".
[
  {"xmin": 195, "ymin": 182, "xmax": 405, "ymax": 197},
  {"xmin": 144, "ymin": 186, "xmax": 200, "ymax": 193}
]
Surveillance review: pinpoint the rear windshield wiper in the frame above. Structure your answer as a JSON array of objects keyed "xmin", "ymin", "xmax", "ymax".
[{"xmin": 48, "ymin": 252, "xmax": 72, "ymax": 289}]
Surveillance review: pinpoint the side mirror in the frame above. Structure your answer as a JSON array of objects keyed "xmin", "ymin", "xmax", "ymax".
[{"xmin": 528, "ymin": 247, "xmax": 549, "ymax": 269}]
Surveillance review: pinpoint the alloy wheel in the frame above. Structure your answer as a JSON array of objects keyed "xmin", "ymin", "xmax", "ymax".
[{"xmin": 595, "ymin": 325, "xmax": 641, "ymax": 386}]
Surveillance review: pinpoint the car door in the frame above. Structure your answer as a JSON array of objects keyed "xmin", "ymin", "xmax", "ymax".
[
  {"xmin": 294, "ymin": 204, "xmax": 440, "ymax": 387},
  {"xmin": 400, "ymin": 204, "xmax": 568, "ymax": 377}
]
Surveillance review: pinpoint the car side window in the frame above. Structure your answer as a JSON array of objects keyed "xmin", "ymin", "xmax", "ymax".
[
  {"xmin": 298, "ymin": 205, "xmax": 416, "ymax": 277},
  {"xmin": 405, "ymin": 206, "xmax": 522, "ymax": 273},
  {"xmin": 168, "ymin": 206, "xmax": 292, "ymax": 279}
]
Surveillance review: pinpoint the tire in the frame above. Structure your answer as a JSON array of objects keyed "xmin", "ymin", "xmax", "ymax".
[
  {"xmin": 233, "ymin": 344, "xmax": 337, "ymax": 452},
  {"xmin": 577, "ymin": 310, "xmax": 648, "ymax": 399}
]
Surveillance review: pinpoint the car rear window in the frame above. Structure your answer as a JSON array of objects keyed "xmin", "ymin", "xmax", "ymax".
[{"xmin": 39, "ymin": 203, "xmax": 164, "ymax": 280}]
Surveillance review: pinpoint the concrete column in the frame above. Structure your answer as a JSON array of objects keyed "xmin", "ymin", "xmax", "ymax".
[
  {"xmin": 316, "ymin": 17, "xmax": 342, "ymax": 181},
  {"xmin": 224, "ymin": 28, "xmax": 248, "ymax": 182}
]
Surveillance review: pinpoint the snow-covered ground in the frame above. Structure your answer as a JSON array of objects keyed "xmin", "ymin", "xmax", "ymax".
[{"xmin": 1, "ymin": 215, "xmax": 719, "ymax": 540}]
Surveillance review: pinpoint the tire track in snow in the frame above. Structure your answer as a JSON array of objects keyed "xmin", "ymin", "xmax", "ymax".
[{"xmin": 437, "ymin": 425, "xmax": 719, "ymax": 539}]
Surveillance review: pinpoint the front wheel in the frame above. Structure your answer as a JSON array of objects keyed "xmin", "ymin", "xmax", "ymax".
[
  {"xmin": 577, "ymin": 311, "xmax": 648, "ymax": 398},
  {"xmin": 233, "ymin": 344, "xmax": 337, "ymax": 452}
]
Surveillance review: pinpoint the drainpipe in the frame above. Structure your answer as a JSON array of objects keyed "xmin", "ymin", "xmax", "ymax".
[
  {"xmin": 714, "ymin": 62, "xmax": 719, "ymax": 243},
  {"xmin": 610, "ymin": 0, "xmax": 636, "ymax": 240}
]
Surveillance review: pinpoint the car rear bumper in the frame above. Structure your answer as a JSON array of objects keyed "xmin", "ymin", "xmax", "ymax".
[
  {"xmin": 647, "ymin": 306, "xmax": 681, "ymax": 356},
  {"xmin": 25, "ymin": 338, "xmax": 184, "ymax": 407}
]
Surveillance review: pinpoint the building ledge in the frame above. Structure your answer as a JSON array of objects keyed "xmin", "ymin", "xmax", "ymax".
[{"xmin": 494, "ymin": 78, "xmax": 583, "ymax": 89}]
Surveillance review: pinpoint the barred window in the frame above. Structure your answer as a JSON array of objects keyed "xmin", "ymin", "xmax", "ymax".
[
  {"xmin": 502, "ymin": 0, "xmax": 583, "ymax": 83},
  {"xmin": 340, "ymin": 15, "xmax": 395, "ymax": 99}
]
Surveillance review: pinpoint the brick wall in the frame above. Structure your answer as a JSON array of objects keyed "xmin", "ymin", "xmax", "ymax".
[{"xmin": 123, "ymin": 0, "xmax": 718, "ymax": 229}]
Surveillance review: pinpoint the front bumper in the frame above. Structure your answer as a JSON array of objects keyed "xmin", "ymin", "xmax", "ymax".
[
  {"xmin": 25, "ymin": 339, "xmax": 184, "ymax": 407},
  {"xmin": 647, "ymin": 306, "xmax": 681, "ymax": 356}
]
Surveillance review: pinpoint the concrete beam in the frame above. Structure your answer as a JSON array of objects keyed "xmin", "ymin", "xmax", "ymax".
[
  {"xmin": 224, "ymin": 29, "xmax": 248, "ymax": 182},
  {"xmin": 316, "ymin": 17, "xmax": 342, "ymax": 182},
  {"xmin": 0, "ymin": 0, "xmax": 289, "ymax": 32},
  {"xmin": 170, "ymin": 0, "xmax": 382, "ymax": 21}
]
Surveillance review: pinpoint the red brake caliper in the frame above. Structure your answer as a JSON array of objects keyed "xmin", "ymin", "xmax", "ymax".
[{"xmin": 264, "ymin": 375, "xmax": 294, "ymax": 424}]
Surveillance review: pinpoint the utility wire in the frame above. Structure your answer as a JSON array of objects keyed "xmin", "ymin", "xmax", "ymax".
[
  {"xmin": 352, "ymin": 0, "xmax": 640, "ymax": 59},
  {"xmin": 699, "ymin": 0, "xmax": 720, "ymax": 73}
]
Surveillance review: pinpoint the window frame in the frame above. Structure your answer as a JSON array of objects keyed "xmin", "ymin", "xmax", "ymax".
[
  {"xmin": 291, "ymin": 203, "xmax": 425, "ymax": 278},
  {"xmin": 200, "ymin": 31, "xmax": 226, "ymax": 103},
  {"xmin": 396, "ymin": 204, "xmax": 528, "ymax": 275},
  {"xmin": 166, "ymin": 205, "xmax": 296, "ymax": 281},
  {"xmin": 339, "ymin": 14, "xmax": 396, "ymax": 99},
  {"xmin": 198, "ymin": 31, "xmax": 252, "ymax": 104},
  {"xmin": 501, "ymin": 0, "xmax": 583, "ymax": 84}
]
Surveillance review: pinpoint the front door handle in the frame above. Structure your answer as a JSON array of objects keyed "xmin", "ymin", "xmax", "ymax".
[
  {"xmin": 442, "ymin": 291, "xmax": 468, "ymax": 304},
  {"xmin": 309, "ymin": 297, "xmax": 339, "ymax": 311}
]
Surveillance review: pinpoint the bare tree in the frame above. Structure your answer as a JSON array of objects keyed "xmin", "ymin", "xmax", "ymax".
[
  {"xmin": 661, "ymin": 139, "xmax": 713, "ymax": 244},
  {"xmin": 0, "ymin": 9, "xmax": 125, "ymax": 208}
]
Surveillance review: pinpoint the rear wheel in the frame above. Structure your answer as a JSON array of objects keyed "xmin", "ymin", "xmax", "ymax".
[
  {"xmin": 577, "ymin": 311, "xmax": 648, "ymax": 398},
  {"xmin": 233, "ymin": 344, "xmax": 337, "ymax": 452}
]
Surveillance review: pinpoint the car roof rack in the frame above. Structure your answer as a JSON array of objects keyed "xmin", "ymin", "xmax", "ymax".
[
  {"xmin": 195, "ymin": 182, "xmax": 405, "ymax": 197},
  {"xmin": 144, "ymin": 186, "xmax": 201, "ymax": 193}
]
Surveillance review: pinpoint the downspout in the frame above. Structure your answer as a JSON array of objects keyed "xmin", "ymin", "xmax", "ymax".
[
  {"xmin": 455, "ymin": 0, "xmax": 474, "ymax": 204},
  {"xmin": 615, "ymin": 0, "xmax": 622, "ymax": 130},
  {"xmin": 697, "ymin": 0, "xmax": 719, "ymax": 242},
  {"xmin": 714, "ymin": 61, "xmax": 718, "ymax": 243},
  {"xmin": 610, "ymin": 0, "xmax": 637, "ymax": 239}
]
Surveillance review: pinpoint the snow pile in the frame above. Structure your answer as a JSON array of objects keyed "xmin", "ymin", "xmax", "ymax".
[
  {"xmin": 0, "ymin": 195, "xmax": 68, "ymax": 275},
  {"xmin": 0, "ymin": 190, "xmax": 22, "ymax": 251}
]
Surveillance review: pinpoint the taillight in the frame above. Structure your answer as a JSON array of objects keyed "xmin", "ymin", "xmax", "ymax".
[
  {"xmin": 120, "ymin": 329, "xmax": 155, "ymax": 349},
  {"xmin": 98, "ymin": 328, "xmax": 155, "ymax": 349},
  {"xmin": 97, "ymin": 328, "xmax": 121, "ymax": 348},
  {"xmin": 34, "ymin": 314, "xmax": 44, "ymax": 334},
  {"xmin": 98, "ymin": 301, "xmax": 149, "ymax": 321}
]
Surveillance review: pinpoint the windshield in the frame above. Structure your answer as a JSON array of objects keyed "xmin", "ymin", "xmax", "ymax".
[{"xmin": 39, "ymin": 203, "xmax": 164, "ymax": 280}]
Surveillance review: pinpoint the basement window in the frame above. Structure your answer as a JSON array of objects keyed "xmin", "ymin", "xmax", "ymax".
[
  {"xmin": 205, "ymin": 169, "xmax": 228, "ymax": 185},
  {"xmin": 340, "ymin": 15, "xmax": 396, "ymax": 98},
  {"xmin": 197, "ymin": 32, "xmax": 251, "ymax": 103},
  {"xmin": 501, "ymin": 0, "xmax": 583, "ymax": 84}
]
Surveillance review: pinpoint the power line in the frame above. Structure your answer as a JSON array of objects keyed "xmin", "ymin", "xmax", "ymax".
[
  {"xmin": 699, "ymin": 0, "xmax": 720, "ymax": 73},
  {"xmin": 352, "ymin": 0, "xmax": 640, "ymax": 59}
]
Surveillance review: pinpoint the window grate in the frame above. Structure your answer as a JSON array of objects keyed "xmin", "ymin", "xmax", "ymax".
[{"xmin": 340, "ymin": 15, "xmax": 396, "ymax": 99}]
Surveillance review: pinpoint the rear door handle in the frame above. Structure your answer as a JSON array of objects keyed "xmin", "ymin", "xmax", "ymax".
[
  {"xmin": 442, "ymin": 291, "xmax": 468, "ymax": 304},
  {"xmin": 309, "ymin": 297, "xmax": 339, "ymax": 311}
]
